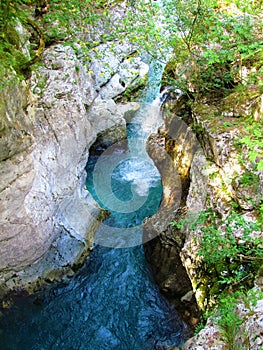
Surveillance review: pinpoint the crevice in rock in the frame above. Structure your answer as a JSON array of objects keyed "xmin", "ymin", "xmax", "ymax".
[
  {"xmin": 143, "ymin": 98, "xmax": 201, "ymax": 328},
  {"xmin": 42, "ymin": 111, "xmax": 59, "ymax": 144}
]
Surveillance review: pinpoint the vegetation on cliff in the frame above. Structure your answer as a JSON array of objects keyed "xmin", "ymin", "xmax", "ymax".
[
  {"xmin": 0, "ymin": 0, "xmax": 120, "ymax": 84},
  {"xmin": 1, "ymin": 0, "xmax": 262, "ymax": 90},
  {"xmin": 162, "ymin": 0, "xmax": 263, "ymax": 97}
]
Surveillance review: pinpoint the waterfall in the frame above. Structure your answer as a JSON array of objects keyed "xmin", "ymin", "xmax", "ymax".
[{"xmin": 87, "ymin": 59, "xmax": 166, "ymax": 248}]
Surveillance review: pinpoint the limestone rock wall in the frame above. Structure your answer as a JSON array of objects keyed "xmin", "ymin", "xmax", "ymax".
[
  {"xmin": 181, "ymin": 103, "xmax": 263, "ymax": 348},
  {"xmin": 144, "ymin": 93, "xmax": 263, "ymax": 347},
  {"xmin": 0, "ymin": 37, "xmax": 147, "ymax": 295},
  {"xmin": 181, "ymin": 103, "xmax": 263, "ymax": 310},
  {"xmin": 143, "ymin": 107, "xmax": 201, "ymax": 325}
]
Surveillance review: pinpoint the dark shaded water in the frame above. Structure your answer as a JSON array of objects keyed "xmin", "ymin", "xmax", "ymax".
[{"xmin": 0, "ymin": 244, "xmax": 187, "ymax": 350}]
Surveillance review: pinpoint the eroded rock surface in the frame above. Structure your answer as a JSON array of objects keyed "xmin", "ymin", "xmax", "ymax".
[
  {"xmin": 179, "ymin": 103, "xmax": 263, "ymax": 349},
  {"xmin": 144, "ymin": 91, "xmax": 263, "ymax": 344},
  {"xmin": 143, "ymin": 110, "xmax": 200, "ymax": 325},
  {"xmin": 0, "ymin": 39, "xmax": 147, "ymax": 295},
  {"xmin": 0, "ymin": 45, "xmax": 101, "ymax": 292}
]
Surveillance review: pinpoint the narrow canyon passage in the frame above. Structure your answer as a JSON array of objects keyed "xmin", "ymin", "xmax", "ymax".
[{"xmin": 0, "ymin": 62, "xmax": 188, "ymax": 350}]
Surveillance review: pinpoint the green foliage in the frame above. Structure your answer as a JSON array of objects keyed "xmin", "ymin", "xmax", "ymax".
[
  {"xmin": 1, "ymin": 0, "xmax": 262, "ymax": 100},
  {"xmin": 195, "ymin": 286, "xmax": 263, "ymax": 345},
  {"xmin": 194, "ymin": 318, "xmax": 206, "ymax": 335},
  {"xmin": 170, "ymin": 213, "xmax": 199, "ymax": 230},
  {"xmin": 160, "ymin": 0, "xmax": 263, "ymax": 100},
  {"xmin": 170, "ymin": 209, "xmax": 214, "ymax": 231},
  {"xmin": 40, "ymin": 0, "xmax": 96, "ymax": 43},
  {"xmin": 106, "ymin": 0, "xmax": 164, "ymax": 60},
  {"xmin": 0, "ymin": 0, "xmax": 22, "ymax": 30},
  {"xmin": 0, "ymin": 29, "xmax": 27, "ymax": 85},
  {"xmin": 237, "ymin": 118, "xmax": 263, "ymax": 171},
  {"xmin": 210, "ymin": 287, "xmax": 263, "ymax": 349},
  {"xmin": 198, "ymin": 210, "xmax": 263, "ymax": 290},
  {"xmin": 0, "ymin": 0, "xmax": 262, "ymax": 114},
  {"xmin": 257, "ymin": 204, "xmax": 263, "ymax": 227},
  {"xmin": 115, "ymin": 76, "xmax": 147, "ymax": 102},
  {"xmin": 0, "ymin": 1, "xmax": 42, "ymax": 85},
  {"xmin": 0, "ymin": 0, "xmax": 110, "ymax": 84},
  {"xmin": 233, "ymin": 0, "xmax": 263, "ymax": 14},
  {"xmin": 215, "ymin": 292, "xmax": 244, "ymax": 349},
  {"xmin": 239, "ymin": 171, "xmax": 259, "ymax": 187}
]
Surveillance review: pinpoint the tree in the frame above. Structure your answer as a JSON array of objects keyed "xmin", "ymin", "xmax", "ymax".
[{"xmin": 107, "ymin": 0, "xmax": 262, "ymax": 100}]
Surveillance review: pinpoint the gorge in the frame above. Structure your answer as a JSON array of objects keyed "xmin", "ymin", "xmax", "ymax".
[
  {"xmin": 0, "ymin": 49, "xmax": 194, "ymax": 348},
  {"xmin": 1, "ymin": 1, "xmax": 263, "ymax": 349}
]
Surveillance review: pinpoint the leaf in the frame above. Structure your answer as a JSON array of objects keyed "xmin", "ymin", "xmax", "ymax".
[{"xmin": 257, "ymin": 160, "xmax": 263, "ymax": 171}]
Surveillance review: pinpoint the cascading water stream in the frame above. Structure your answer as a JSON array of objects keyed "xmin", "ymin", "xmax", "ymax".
[
  {"xmin": 86, "ymin": 60, "xmax": 169, "ymax": 249},
  {"xmin": 0, "ymin": 61, "xmax": 188, "ymax": 349}
]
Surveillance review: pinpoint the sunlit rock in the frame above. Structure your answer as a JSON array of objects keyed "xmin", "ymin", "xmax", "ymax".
[
  {"xmin": 0, "ymin": 39, "xmax": 146, "ymax": 294},
  {"xmin": 99, "ymin": 57, "xmax": 149, "ymax": 100}
]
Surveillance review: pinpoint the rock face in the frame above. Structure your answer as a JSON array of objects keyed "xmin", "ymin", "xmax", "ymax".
[
  {"xmin": 181, "ymin": 103, "xmax": 263, "ymax": 309},
  {"xmin": 0, "ymin": 38, "xmax": 147, "ymax": 295},
  {"xmin": 143, "ymin": 107, "xmax": 201, "ymax": 325},
  {"xmin": 143, "ymin": 91, "xmax": 263, "ymax": 345},
  {"xmin": 180, "ymin": 102, "xmax": 263, "ymax": 348}
]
